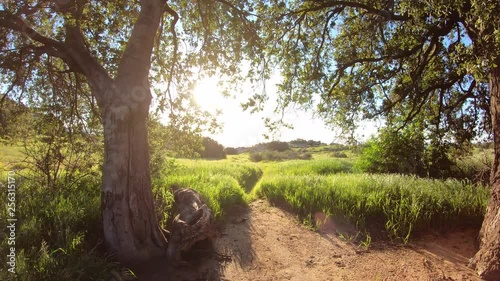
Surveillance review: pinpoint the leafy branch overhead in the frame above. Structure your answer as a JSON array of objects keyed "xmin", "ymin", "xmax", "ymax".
[
  {"xmin": 254, "ymin": 0, "xmax": 497, "ymax": 141},
  {"xmin": 0, "ymin": 0, "xmax": 262, "ymax": 127}
]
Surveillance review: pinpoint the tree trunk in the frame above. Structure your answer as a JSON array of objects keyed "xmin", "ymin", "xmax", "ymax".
[
  {"xmin": 471, "ymin": 62, "xmax": 500, "ymax": 280},
  {"xmin": 100, "ymin": 82, "xmax": 167, "ymax": 264}
]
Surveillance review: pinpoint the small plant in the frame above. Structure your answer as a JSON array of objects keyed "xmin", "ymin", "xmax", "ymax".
[{"xmin": 360, "ymin": 233, "xmax": 372, "ymax": 249}]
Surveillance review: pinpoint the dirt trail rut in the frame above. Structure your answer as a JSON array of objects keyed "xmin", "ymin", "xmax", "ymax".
[{"xmin": 136, "ymin": 200, "xmax": 482, "ymax": 281}]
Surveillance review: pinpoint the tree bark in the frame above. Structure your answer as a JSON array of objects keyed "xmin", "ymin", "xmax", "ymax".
[
  {"xmin": 100, "ymin": 80, "xmax": 167, "ymax": 264},
  {"xmin": 94, "ymin": 0, "xmax": 168, "ymax": 264},
  {"xmin": 471, "ymin": 62, "xmax": 500, "ymax": 280}
]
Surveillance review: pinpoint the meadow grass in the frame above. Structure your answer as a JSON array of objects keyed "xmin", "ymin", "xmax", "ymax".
[
  {"xmin": 255, "ymin": 173, "xmax": 489, "ymax": 242},
  {"xmin": 153, "ymin": 159, "xmax": 263, "ymax": 221},
  {"xmin": 0, "ymin": 144, "xmax": 24, "ymax": 170},
  {"xmin": 0, "ymin": 170, "xmax": 123, "ymax": 281},
  {"xmin": 0, "ymin": 142, "xmax": 490, "ymax": 280},
  {"xmin": 261, "ymin": 158, "xmax": 353, "ymax": 176}
]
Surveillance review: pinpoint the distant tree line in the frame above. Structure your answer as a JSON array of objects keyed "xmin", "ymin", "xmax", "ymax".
[
  {"xmin": 199, "ymin": 137, "xmax": 226, "ymax": 159},
  {"xmin": 289, "ymin": 139, "xmax": 326, "ymax": 147}
]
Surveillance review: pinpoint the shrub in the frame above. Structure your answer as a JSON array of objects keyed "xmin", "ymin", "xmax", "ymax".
[
  {"xmin": 266, "ymin": 141, "xmax": 290, "ymax": 152},
  {"xmin": 356, "ymin": 126, "xmax": 427, "ymax": 176},
  {"xmin": 224, "ymin": 147, "xmax": 238, "ymax": 155},
  {"xmin": 332, "ymin": 151, "xmax": 348, "ymax": 158},
  {"xmin": 452, "ymin": 149, "xmax": 492, "ymax": 185},
  {"xmin": 200, "ymin": 137, "xmax": 226, "ymax": 159}
]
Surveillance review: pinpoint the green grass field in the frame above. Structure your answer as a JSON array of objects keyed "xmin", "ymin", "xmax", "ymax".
[
  {"xmin": 0, "ymin": 144, "xmax": 24, "ymax": 170},
  {"xmin": 149, "ymin": 154, "xmax": 489, "ymax": 243},
  {"xmin": 0, "ymin": 144, "xmax": 491, "ymax": 280}
]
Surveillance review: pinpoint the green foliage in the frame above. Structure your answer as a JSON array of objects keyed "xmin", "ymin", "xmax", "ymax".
[
  {"xmin": 251, "ymin": 0, "xmax": 497, "ymax": 144},
  {"xmin": 266, "ymin": 141, "xmax": 290, "ymax": 152},
  {"xmin": 0, "ymin": 144, "xmax": 23, "ymax": 170},
  {"xmin": 224, "ymin": 147, "xmax": 238, "ymax": 155},
  {"xmin": 200, "ymin": 137, "xmax": 226, "ymax": 159},
  {"xmin": 0, "ymin": 171, "xmax": 123, "ymax": 281},
  {"xmin": 289, "ymin": 139, "xmax": 326, "ymax": 147},
  {"xmin": 356, "ymin": 122, "xmax": 485, "ymax": 181},
  {"xmin": 249, "ymin": 150, "xmax": 312, "ymax": 162},
  {"xmin": 0, "ymin": 97, "xmax": 31, "ymax": 141},
  {"xmin": 255, "ymin": 173, "xmax": 489, "ymax": 242},
  {"xmin": 452, "ymin": 148, "xmax": 493, "ymax": 186},
  {"xmin": 148, "ymin": 115, "xmax": 204, "ymax": 180},
  {"xmin": 332, "ymin": 151, "xmax": 348, "ymax": 158},
  {"xmin": 356, "ymin": 125, "xmax": 427, "ymax": 176},
  {"xmin": 0, "ymin": 93, "xmax": 111, "ymax": 280}
]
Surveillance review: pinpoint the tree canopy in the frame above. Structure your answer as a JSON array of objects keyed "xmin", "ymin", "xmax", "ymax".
[
  {"xmin": 0, "ymin": 0, "xmax": 261, "ymax": 133},
  {"xmin": 250, "ymin": 0, "xmax": 497, "ymax": 144}
]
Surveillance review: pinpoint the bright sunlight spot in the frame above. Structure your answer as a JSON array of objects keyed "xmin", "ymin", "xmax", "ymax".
[
  {"xmin": 190, "ymin": 75, "xmax": 378, "ymax": 148},
  {"xmin": 193, "ymin": 77, "xmax": 226, "ymax": 112}
]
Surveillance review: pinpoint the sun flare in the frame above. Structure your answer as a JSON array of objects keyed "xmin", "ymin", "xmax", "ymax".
[{"xmin": 193, "ymin": 77, "xmax": 225, "ymax": 111}]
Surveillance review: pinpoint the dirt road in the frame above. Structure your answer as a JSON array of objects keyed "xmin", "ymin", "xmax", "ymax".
[{"xmin": 136, "ymin": 200, "xmax": 482, "ymax": 281}]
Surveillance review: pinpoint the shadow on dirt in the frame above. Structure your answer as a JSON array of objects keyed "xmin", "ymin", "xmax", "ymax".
[{"xmin": 133, "ymin": 204, "xmax": 255, "ymax": 281}]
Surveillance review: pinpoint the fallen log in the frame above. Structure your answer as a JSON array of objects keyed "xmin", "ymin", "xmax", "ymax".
[{"xmin": 166, "ymin": 186, "xmax": 216, "ymax": 262}]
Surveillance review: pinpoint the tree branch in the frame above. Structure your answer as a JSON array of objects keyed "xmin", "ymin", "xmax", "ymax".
[
  {"xmin": 291, "ymin": 0, "xmax": 410, "ymax": 21},
  {"xmin": 214, "ymin": 0, "xmax": 257, "ymax": 18},
  {"xmin": 327, "ymin": 43, "xmax": 424, "ymax": 98},
  {"xmin": 0, "ymin": 10, "xmax": 63, "ymax": 50},
  {"xmin": 0, "ymin": 10, "xmax": 95, "ymax": 76},
  {"xmin": 116, "ymin": 0, "xmax": 167, "ymax": 83},
  {"xmin": 160, "ymin": 2, "xmax": 179, "ymax": 116}
]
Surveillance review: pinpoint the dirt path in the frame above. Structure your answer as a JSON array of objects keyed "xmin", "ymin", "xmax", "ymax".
[{"xmin": 136, "ymin": 200, "xmax": 482, "ymax": 281}]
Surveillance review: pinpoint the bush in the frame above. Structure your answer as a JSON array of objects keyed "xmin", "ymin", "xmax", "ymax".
[
  {"xmin": 356, "ymin": 126, "xmax": 427, "ymax": 176},
  {"xmin": 332, "ymin": 151, "xmax": 348, "ymax": 158},
  {"xmin": 224, "ymin": 147, "xmax": 238, "ymax": 155},
  {"xmin": 249, "ymin": 151, "xmax": 264, "ymax": 162},
  {"xmin": 452, "ymin": 149, "xmax": 492, "ymax": 185},
  {"xmin": 266, "ymin": 141, "xmax": 290, "ymax": 152},
  {"xmin": 249, "ymin": 150, "xmax": 312, "ymax": 162},
  {"xmin": 200, "ymin": 137, "xmax": 226, "ymax": 159}
]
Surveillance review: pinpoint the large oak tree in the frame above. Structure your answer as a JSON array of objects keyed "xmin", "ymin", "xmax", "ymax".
[
  {"xmin": 2, "ymin": 0, "xmax": 499, "ymax": 279},
  {"xmin": 0, "ymin": 0, "xmax": 259, "ymax": 263},
  {"xmin": 253, "ymin": 0, "xmax": 499, "ymax": 279}
]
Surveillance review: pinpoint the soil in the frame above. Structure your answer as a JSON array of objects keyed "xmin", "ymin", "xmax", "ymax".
[{"xmin": 134, "ymin": 200, "xmax": 483, "ymax": 281}]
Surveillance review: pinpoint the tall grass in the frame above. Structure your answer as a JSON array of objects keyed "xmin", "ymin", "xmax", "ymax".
[
  {"xmin": 262, "ymin": 158, "xmax": 353, "ymax": 176},
  {"xmin": 0, "ymin": 144, "xmax": 24, "ymax": 170},
  {"xmin": 255, "ymin": 173, "xmax": 489, "ymax": 242},
  {"xmin": 153, "ymin": 160, "xmax": 263, "ymax": 221},
  {"xmin": 0, "ymin": 170, "xmax": 123, "ymax": 281}
]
